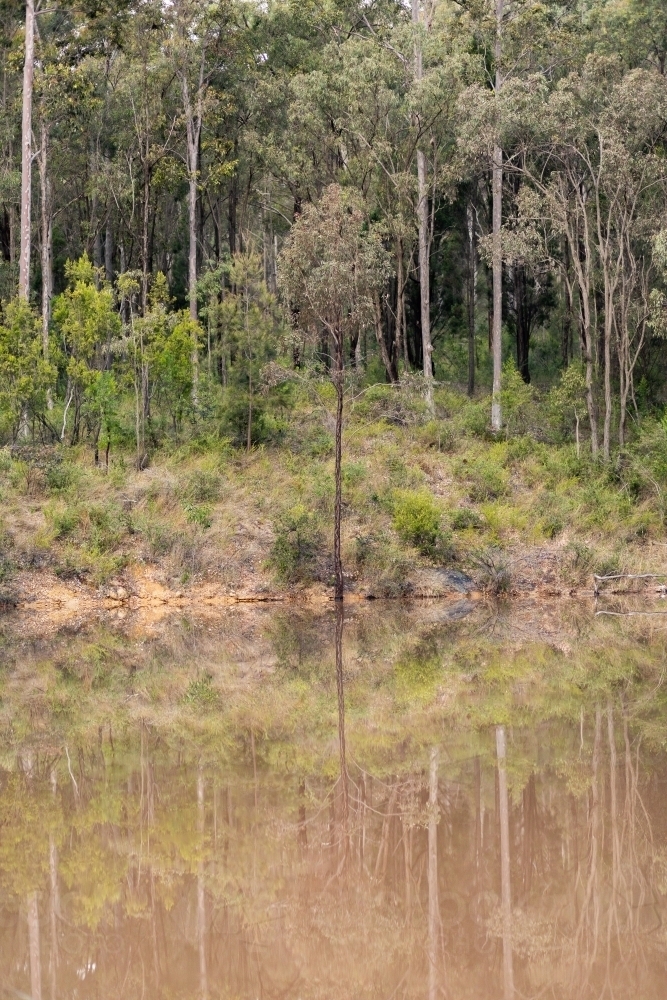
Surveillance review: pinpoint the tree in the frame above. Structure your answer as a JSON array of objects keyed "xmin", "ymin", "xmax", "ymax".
[{"xmin": 279, "ymin": 184, "xmax": 389, "ymax": 600}]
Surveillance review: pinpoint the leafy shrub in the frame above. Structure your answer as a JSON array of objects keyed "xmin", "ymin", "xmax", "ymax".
[
  {"xmin": 183, "ymin": 503, "xmax": 212, "ymax": 529},
  {"xmin": 48, "ymin": 504, "xmax": 81, "ymax": 539},
  {"xmin": 392, "ymin": 489, "xmax": 450, "ymax": 558},
  {"xmin": 461, "ymin": 457, "xmax": 509, "ymax": 502},
  {"xmin": 542, "ymin": 514, "xmax": 564, "ymax": 539},
  {"xmin": 179, "ymin": 470, "xmax": 221, "ymax": 505},
  {"xmin": 183, "ymin": 673, "xmax": 218, "ymax": 707},
  {"xmin": 451, "ymin": 507, "xmax": 485, "ymax": 531},
  {"xmin": 46, "ymin": 461, "xmax": 74, "ymax": 492},
  {"xmin": 269, "ymin": 505, "xmax": 323, "ymax": 583},
  {"xmin": 417, "ymin": 420, "xmax": 456, "ymax": 452},
  {"xmin": 501, "ymin": 360, "xmax": 534, "ymax": 436}
]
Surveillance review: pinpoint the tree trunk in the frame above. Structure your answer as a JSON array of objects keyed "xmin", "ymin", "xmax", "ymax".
[
  {"xmin": 373, "ymin": 289, "xmax": 397, "ymax": 383},
  {"xmin": 603, "ymin": 288, "xmax": 613, "ymax": 461},
  {"xmin": 467, "ymin": 201, "xmax": 476, "ymax": 396},
  {"xmin": 514, "ymin": 264, "xmax": 530, "ymax": 383},
  {"xmin": 491, "ymin": 0, "xmax": 504, "ymax": 431},
  {"xmin": 19, "ymin": 0, "xmax": 35, "ymax": 300},
  {"xmin": 496, "ymin": 725, "xmax": 514, "ymax": 1000},
  {"xmin": 412, "ymin": 0, "xmax": 433, "ymax": 410},
  {"xmin": 105, "ymin": 216, "xmax": 114, "ymax": 285},
  {"xmin": 333, "ymin": 329, "xmax": 344, "ymax": 601},
  {"xmin": 39, "ymin": 119, "xmax": 52, "ymax": 374}
]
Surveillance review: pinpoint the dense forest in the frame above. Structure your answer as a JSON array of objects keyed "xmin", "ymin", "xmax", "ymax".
[
  {"xmin": 3, "ymin": 0, "xmax": 667, "ymax": 602},
  {"xmin": 0, "ymin": 0, "xmax": 666, "ymax": 451}
]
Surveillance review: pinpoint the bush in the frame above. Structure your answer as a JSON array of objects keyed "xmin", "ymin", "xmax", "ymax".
[
  {"xmin": 392, "ymin": 489, "xmax": 451, "ymax": 558},
  {"xmin": 269, "ymin": 505, "xmax": 323, "ymax": 583},
  {"xmin": 451, "ymin": 507, "xmax": 485, "ymax": 531},
  {"xmin": 179, "ymin": 470, "xmax": 221, "ymax": 505},
  {"xmin": 461, "ymin": 457, "xmax": 509, "ymax": 502},
  {"xmin": 472, "ymin": 547, "xmax": 511, "ymax": 594}
]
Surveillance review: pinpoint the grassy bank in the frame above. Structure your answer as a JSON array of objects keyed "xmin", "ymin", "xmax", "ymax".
[{"xmin": 2, "ymin": 380, "xmax": 667, "ymax": 602}]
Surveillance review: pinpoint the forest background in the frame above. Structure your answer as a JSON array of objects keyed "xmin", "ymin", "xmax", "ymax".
[{"xmin": 2, "ymin": 0, "xmax": 667, "ymax": 599}]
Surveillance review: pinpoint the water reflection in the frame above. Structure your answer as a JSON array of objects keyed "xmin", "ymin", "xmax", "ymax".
[{"xmin": 1, "ymin": 608, "xmax": 667, "ymax": 999}]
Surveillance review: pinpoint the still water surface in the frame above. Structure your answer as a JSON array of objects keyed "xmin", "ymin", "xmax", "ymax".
[{"xmin": 1, "ymin": 602, "xmax": 666, "ymax": 999}]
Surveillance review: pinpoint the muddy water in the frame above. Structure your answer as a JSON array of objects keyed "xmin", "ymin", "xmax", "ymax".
[{"xmin": 1, "ymin": 602, "xmax": 667, "ymax": 999}]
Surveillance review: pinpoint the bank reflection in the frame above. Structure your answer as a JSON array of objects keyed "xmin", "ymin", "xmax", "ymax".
[{"xmin": 1, "ymin": 646, "xmax": 666, "ymax": 997}]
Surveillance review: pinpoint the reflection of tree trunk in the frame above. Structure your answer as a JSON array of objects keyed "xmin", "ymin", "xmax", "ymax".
[
  {"xmin": 572, "ymin": 706, "xmax": 602, "ymax": 991},
  {"xmin": 474, "ymin": 756, "xmax": 482, "ymax": 881},
  {"xmin": 48, "ymin": 771, "xmax": 59, "ymax": 1000},
  {"xmin": 496, "ymin": 726, "xmax": 514, "ymax": 1000},
  {"xmin": 335, "ymin": 602, "xmax": 349, "ymax": 862},
  {"xmin": 28, "ymin": 892, "xmax": 42, "ymax": 1000},
  {"xmin": 427, "ymin": 747, "xmax": 440, "ymax": 1000},
  {"xmin": 197, "ymin": 770, "xmax": 208, "ymax": 1000}
]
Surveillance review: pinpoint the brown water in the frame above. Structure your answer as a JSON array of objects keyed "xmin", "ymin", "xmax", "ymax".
[{"xmin": 1, "ymin": 602, "xmax": 667, "ymax": 999}]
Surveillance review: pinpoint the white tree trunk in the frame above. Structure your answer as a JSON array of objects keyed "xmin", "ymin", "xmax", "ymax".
[
  {"xmin": 19, "ymin": 0, "xmax": 35, "ymax": 300},
  {"xmin": 491, "ymin": 0, "xmax": 504, "ymax": 432},
  {"xmin": 39, "ymin": 119, "xmax": 52, "ymax": 365},
  {"xmin": 412, "ymin": 0, "xmax": 433, "ymax": 410}
]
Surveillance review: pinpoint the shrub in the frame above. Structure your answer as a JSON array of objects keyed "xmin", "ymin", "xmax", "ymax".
[
  {"xmin": 472, "ymin": 547, "xmax": 511, "ymax": 594},
  {"xmin": 451, "ymin": 507, "xmax": 485, "ymax": 531},
  {"xmin": 269, "ymin": 505, "xmax": 323, "ymax": 583},
  {"xmin": 392, "ymin": 489, "xmax": 450, "ymax": 558},
  {"xmin": 179, "ymin": 470, "xmax": 221, "ymax": 505},
  {"xmin": 461, "ymin": 457, "xmax": 509, "ymax": 502}
]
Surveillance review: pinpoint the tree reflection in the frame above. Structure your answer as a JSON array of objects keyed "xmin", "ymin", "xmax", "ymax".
[{"xmin": 1, "ymin": 626, "xmax": 667, "ymax": 999}]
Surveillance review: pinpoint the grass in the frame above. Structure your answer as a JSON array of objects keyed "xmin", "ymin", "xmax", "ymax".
[{"xmin": 3, "ymin": 383, "xmax": 667, "ymax": 594}]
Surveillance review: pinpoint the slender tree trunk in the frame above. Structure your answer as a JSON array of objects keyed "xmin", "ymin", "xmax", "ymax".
[
  {"xmin": 19, "ymin": 0, "xmax": 35, "ymax": 300},
  {"xmin": 496, "ymin": 725, "xmax": 514, "ymax": 1000},
  {"xmin": 39, "ymin": 119, "xmax": 52, "ymax": 372},
  {"xmin": 411, "ymin": 0, "xmax": 433, "ymax": 409},
  {"xmin": 141, "ymin": 163, "xmax": 150, "ymax": 314},
  {"xmin": 105, "ymin": 215, "xmax": 113, "ymax": 285},
  {"xmin": 603, "ymin": 289, "xmax": 613, "ymax": 461},
  {"xmin": 373, "ymin": 289, "xmax": 397, "ymax": 383},
  {"xmin": 467, "ymin": 201, "xmax": 476, "ymax": 396},
  {"xmin": 491, "ymin": 0, "xmax": 504, "ymax": 431},
  {"xmin": 333, "ymin": 329, "xmax": 344, "ymax": 601}
]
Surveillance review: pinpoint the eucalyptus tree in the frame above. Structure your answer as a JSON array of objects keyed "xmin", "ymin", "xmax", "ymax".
[{"xmin": 279, "ymin": 184, "xmax": 389, "ymax": 600}]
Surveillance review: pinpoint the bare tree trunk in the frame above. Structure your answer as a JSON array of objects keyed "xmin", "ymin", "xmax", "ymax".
[
  {"xmin": 181, "ymin": 61, "xmax": 204, "ymax": 407},
  {"xmin": 411, "ymin": 0, "xmax": 433, "ymax": 410},
  {"xmin": 19, "ymin": 0, "xmax": 35, "ymax": 300},
  {"xmin": 39, "ymin": 119, "xmax": 52, "ymax": 374},
  {"xmin": 334, "ymin": 329, "xmax": 344, "ymax": 601},
  {"xmin": 427, "ymin": 747, "xmax": 440, "ymax": 1000},
  {"xmin": 105, "ymin": 216, "xmax": 113, "ymax": 285},
  {"xmin": 603, "ymin": 290, "xmax": 613, "ymax": 462},
  {"xmin": 496, "ymin": 725, "xmax": 514, "ymax": 999},
  {"xmin": 491, "ymin": 0, "xmax": 504, "ymax": 432},
  {"xmin": 467, "ymin": 200, "xmax": 477, "ymax": 397},
  {"xmin": 373, "ymin": 288, "xmax": 397, "ymax": 383}
]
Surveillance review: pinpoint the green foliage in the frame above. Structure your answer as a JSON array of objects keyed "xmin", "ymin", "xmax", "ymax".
[
  {"xmin": 500, "ymin": 360, "xmax": 534, "ymax": 437},
  {"xmin": 269, "ymin": 505, "xmax": 323, "ymax": 583},
  {"xmin": 0, "ymin": 300, "xmax": 56, "ymax": 435},
  {"xmin": 392, "ymin": 489, "xmax": 447, "ymax": 558}
]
